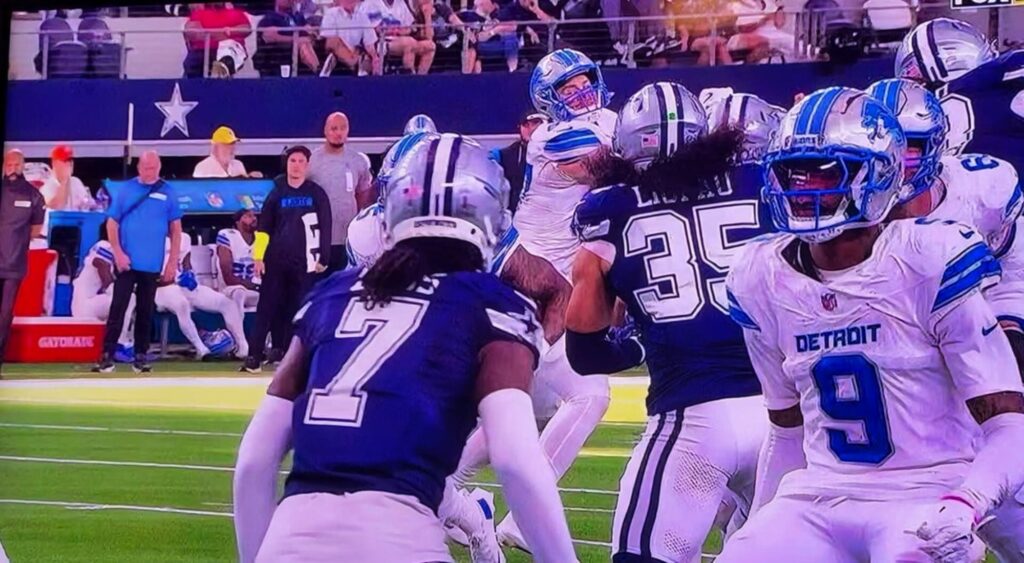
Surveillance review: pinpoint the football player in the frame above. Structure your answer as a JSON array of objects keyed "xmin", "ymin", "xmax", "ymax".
[
  {"xmin": 895, "ymin": 18, "xmax": 1024, "ymax": 174},
  {"xmin": 869, "ymin": 77, "xmax": 1024, "ymax": 563},
  {"xmin": 232, "ymin": 134, "xmax": 576, "ymax": 563},
  {"xmin": 568, "ymin": 82, "xmax": 767, "ymax": 562},
  {"xmin": 217, "ymin": 209, "xmax": 260, "ymax": 312},
  {"xmin": 719, "ymin": 87, "xmax": 1024, "ymax": 563},
  {"xmin": 404, "ymin": 113, "xmax": 437, "ymax": 135},
  {"xmin": 156, "ymin": 235, "xmax": 249, "ymax": 359},
  {"xmin": 73, "ymin": 239, "xmax": 136, "ymax": 363}
]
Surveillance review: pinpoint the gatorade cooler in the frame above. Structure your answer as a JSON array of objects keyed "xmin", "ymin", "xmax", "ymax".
[
  {"xmin": 14, "ymin": 249, "xmax": 58, "ymax": 317},
  {"xmin": 4, "ymin": 317, "xmax": 105, "ymax": 363}
]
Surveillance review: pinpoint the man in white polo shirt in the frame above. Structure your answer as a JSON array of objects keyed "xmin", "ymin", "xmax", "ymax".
[
  {"xmin": 321, "ymin": 0, "xmax": 382, "ymax": 75},
  {"xmin": 193, "ymin": 126, "xmax": 263, "ymax": 179}
]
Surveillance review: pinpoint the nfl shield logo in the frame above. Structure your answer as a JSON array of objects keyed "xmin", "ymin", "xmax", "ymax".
[{"xmin": 821, "ymin": 292, "xmax": 838, "ymax": 311}]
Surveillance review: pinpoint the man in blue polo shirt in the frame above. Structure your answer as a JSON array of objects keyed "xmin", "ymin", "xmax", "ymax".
[{"xmin": 93, "ymin": 151, "xmax": 182, "ymax": 374}]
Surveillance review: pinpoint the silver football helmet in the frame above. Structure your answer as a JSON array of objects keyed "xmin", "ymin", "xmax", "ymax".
[
  {"xmin": 383, "ymin": 133, "xmax": 511, "ymax": 263},
  {"xmin": 866, "ymin": 78, "xmax": 946, "ymax": 202},
  {"xmin": 764, "ymin": 87, "xmax": 906, "ymax": 243},
  {"xmin": 705, "ymin": 92, "xmax": 785, "ymax": 162},
  {"xmin": 403, "ymin": 114, "xmax": 437, "ymax": 135},
  {"xmin": 895, "ymin": 18, "xmax": 996, "ymax": 88},
  {"xmin": 614, "ymin": 82, "xmax": 708, "ymax": 169}
]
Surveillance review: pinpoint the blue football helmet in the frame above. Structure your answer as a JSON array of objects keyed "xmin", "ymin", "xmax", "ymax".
[
  {"xmin": 764, "ymin": 87, "xmax": 906, "ymax": 243},
  {"xmin": 530, "ymin": 49, "xmax": 612, "ymax": 122},
  {"xmin": 867, "ymin": 78, "xmax": 946, "ymax": 202},
  {"xmin": 384, "ymin": 133, "xmax": 511, "ymax": 262},
  {"xmin": 614, "ymin": 82, "xmax": 707, "ymax": 169},
  {"xmin": 895, "ymin": 18, "xmax": 996, "ymax": 88},
  {"xmin": 403, "ymin": 114, "xmax": 437, "ymax": 135},
  {"xmin": 704, "ymin": 92, "xmax": 785, "ymax": 163}
]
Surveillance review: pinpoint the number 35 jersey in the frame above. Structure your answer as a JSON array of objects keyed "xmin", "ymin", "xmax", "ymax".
[
  {"xmin": 284, "ymin": 269, "xmax": 544, "ymax": 513},
  {"xmin": 573, "ymin": 183, "xmax": 766, "ymax": 416},
  {"xmin": 726, "ymin": 219, "xmax": 1023, "ymax": 501}
]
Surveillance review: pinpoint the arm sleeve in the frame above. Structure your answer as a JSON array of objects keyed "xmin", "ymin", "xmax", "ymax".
[
  {"xmin": 565, "ymin": 328, "xmax": 644, "ymax": 375},
  {"xmin": 953, "ymin": 412, "xmax": 1024, "ymax": 517},
  {"xmin": 751, "ymin": 423, "xmax": 805, "ymax": 514},
  {"xmin": 107, "ymin": 187, "xmax": 124, "ymax": 221},
  {"xmin": 572, "ymin": 188, "xmax": 619, "ymax": 263},
  {"xmin": 314, "ymin": 185, "xmax": 333, "ymax": 264},
  {"xmin": 233, "ymin": 394, "xmax": 292, "ymax": 563},
  {"xmin": 479, "ymin": 389, "xmax": 577, "ymax": 563}
]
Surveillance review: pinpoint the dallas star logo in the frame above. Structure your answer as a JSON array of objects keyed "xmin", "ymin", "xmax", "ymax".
[{"xmin": 155, "ymin": 83, "xmax": 198, "ymax": 138}]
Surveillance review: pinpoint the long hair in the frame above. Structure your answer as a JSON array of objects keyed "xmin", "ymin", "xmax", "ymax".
[
  {"xmin": 638, "ymin": 126, "xmax": 746, "ymax": 201},
  {"xmin": 362, "ymin": 237, "xmax": 484, "ymax": 308}
]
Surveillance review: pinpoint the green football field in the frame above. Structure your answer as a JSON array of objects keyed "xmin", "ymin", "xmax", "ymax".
[{"xmin": 0, "ymin": 363, "xmax": 1000, "ymax": 562}]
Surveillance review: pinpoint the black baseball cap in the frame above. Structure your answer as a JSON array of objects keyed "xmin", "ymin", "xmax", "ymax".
[
  {"xmin": 233, "ymin": 208, "xmax": 254, "ymax": 222},
  {"xmin": 284, "ymin": 145, "xmax": 312, "ymax": 160}
]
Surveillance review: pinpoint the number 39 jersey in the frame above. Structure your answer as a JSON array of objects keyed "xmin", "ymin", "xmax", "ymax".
[
  {"xmin": 573, "ymin": 182, "xmax": 766, "ymax": 416},
  {"xmin": 215, "ymin": 228, "xmax": 255, "ymax": 285},
  {"xmin": 284, "ymin": 269, "xmax": 544, "ymax": 513},
  {"xmin": 726, "ymin": 219, "xmax": 1023, "ymax": 501}
]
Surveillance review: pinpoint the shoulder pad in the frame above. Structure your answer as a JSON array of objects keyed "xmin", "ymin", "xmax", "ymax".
[{"xmin": 573, "ymin": 185, "xmax": 633, "ymax": 242}]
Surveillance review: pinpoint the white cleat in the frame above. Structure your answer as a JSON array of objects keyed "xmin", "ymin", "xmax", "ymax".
[
  {"xmin": 496, "ymin": 513, "xmax": 531, "ymax": 554},
  {"xmin": 467, "ymin": 488, "xmax": 505, "ymax": 563}
]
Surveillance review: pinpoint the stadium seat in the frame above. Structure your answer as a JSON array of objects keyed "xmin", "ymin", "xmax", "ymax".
[
  {"xmin": 191, "ymin": 244, "xmax": 218, "ymax": 289},
  {"xmin": 87, "ymin": 42, "xmax": 123, "ymax": 78},
  {"xmin": 863, "ymin": 0, "xmax": 912, "ymax": 49},
  {"xmin": 48, "ymin": 41, "xmax": 89, "ymax": 79},
  {"xmin": 34, "ymin": 17, "xmax": 75, "ymax": 76}
]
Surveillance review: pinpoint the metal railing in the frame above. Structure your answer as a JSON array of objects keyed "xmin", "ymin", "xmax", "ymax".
[{"xmin": 12, "ymin": 2, "xmax": 973, "ymax": 80}]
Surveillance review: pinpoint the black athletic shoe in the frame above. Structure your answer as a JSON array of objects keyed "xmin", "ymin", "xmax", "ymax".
[
  {"xmin": 240, "ymin": 357, "xmax": 262, "ymax": 374},
  {"xmin": 264, "ymin": 348, "xmax": 285, "ymax": 365},
  {"xmin": 132, "ymin": 356, "xmax": 153, "ymax": 374},
  {"xmin": 92, "ymin": 355, "xmax": 116, "ymax": 373}
]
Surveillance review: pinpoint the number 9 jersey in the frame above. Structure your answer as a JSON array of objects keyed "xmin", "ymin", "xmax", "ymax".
[
  {"xmin": 283, "ymin": 269, "xmax": 544, "ymax": 513},
  {"xmin": 725, "ymin": 219, "xmax": 1023, "ymax": 501},
  {"xmin": 572, "ymin": 179, "xmax": 767, "ymax": 416}
]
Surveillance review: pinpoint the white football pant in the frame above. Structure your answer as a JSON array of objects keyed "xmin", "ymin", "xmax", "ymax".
[
  {"xmin": 71, "ymin": 291, "xmax": 135, "ymax": 346},
  {"xmin": 185, "ymin": 285, "xmax": 249, "ymax": 358},
  {"xmin": 613, "ymin": 395, "xmax": 766, "ymax": 563},
  {"xmin": 257, "ymin": 491, "xmax": 453, "ymax": 563},
  {"xmin": 223, "ymin": 285, "xmax": 260, "ymax": 312},
  {"xmin": 155, "ymin": 286, "xmax": 210, "ymax": 357},
  {"xmin": 718, "ymin": 493, "xmax": 974, "ymax": 563}
]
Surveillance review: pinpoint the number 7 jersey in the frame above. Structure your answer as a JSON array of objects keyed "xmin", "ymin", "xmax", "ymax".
[
  {"xmin": 726, "ymin": 219, "xmax": 1023, "ymax": 501},
  {"xmin": 572, "ymin": 182, "xmax": 767, "ymax": 416}
]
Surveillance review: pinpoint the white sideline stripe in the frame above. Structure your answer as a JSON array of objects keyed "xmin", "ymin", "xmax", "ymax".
[
  {"xmin": 0, "ymin": 375, "xmax": 650, "ymax": 389},
  {"xmin": 0, "ymin": 422, "xmax": 239, "ymax": 438},
  {"xmin": 0, "ymin": 397, "xmax": 255, "ymax": 411},
  {"xmin": 0, "ymin": 499, "xmax": 613, "ymax": 549},
  {"xmin": 0, "ymin": 455, "xmax": 622, "ymax": 495},
  {"xmin": 0, "ymin": 376, "xmax": 271, "ymax": 389}
]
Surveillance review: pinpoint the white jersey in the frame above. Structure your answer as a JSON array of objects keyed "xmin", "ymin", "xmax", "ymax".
[
  {"xmin": 513, "ymin": 109, "xmax": 616, "ymax": 275},
  {"xmin": 726, "ymin": 219, "xmax": 1022, "ymax": 502},
  {"xmin": 928, "ymin": 153, "xmax": 1024, "ymax": 321},
  {"xmin": 216, "ymin": 228, "xmax": 255, "ymax": 285},
  {"xmin": 73, "ymin": 240, "xmax": 114, "ymax": 299},
  {"xmin": 346, "ymin": 203, "xmax": 385, "ymax": 269}
]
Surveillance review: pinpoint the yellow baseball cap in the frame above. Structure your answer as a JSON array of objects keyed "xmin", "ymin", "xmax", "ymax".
[{"xmin": 211, "ymin": 126, "xmax": 240, "ymax": 144}]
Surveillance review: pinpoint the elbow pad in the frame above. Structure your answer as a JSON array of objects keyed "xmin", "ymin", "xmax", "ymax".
[
  {"xmin": 253, "ymin": 232, "xmax": 270, "ymax": 261},
  {"xmin": 565, "ymin": 328, "xmax": 645, "ymax": 375}
]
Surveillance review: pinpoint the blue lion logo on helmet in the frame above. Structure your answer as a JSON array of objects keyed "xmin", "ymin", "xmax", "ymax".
[{"xmin": 530, "ymin": 49, "xmax": 612, "ymax": 122}]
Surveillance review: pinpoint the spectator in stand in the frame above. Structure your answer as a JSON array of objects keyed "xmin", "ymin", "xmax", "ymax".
[
  {"xmin": 93, "ymin": 151, "xmax": 182, "ymax": 375},
  {"xmin": 411, "ymin": 0, "xmax": 468, "ymax": 73},
  {"xmin": 321, "ymin": 0, "xmax": 383, "ymax": 75},
  {"xmin": 460, "ymin": 0, "xmax": 520, "ymax": 72},
  {"xmin": 307, "ymin": 112, "xmax": 374, "ymax": 273},
  {"xmin": 493, "ymin": 112, "xmax": 547, "ymax": 213},
  {"xmin": 0, "ymin": 149, "xmax": 46, "ymax": 378},
  {"xmin": 182, "ymin": 3, "xmax": 253, "ymax": 78},
  {"xmin": 194, "ymin": 127, "xmax": 264, "ymax": 179},
  {"xmin": 253, "ymin": 0, "xmax": 321, "ymax": 76},
  {"xmin": 495, "ymin": 0, "xmax": 557, "ymax": 67},
  {"xmin": 725, "ymin": 0, "xmax": 774, "ymax": 63},
  {"xmin": 40, "ymin": 145, "xmax": 95, "ymax": 211},
  {"xmin": 362, "ymin": 0, "xmax": 436, "ymax": 74},
  {"xmin": 667, "ymin": 0, "xmax": 734, "ymax": 65}
]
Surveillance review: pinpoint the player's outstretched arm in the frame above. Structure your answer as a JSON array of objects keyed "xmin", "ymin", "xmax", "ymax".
[
  {"xmin": 233, "ymin": 336, "xmax": 307, "ymax": 563},
  {"xmin": 476, "ymin": 341, "xmax": 577, "ymax": 563},
  {"xmin": 565, "ymin": 248, "xmax": 644, "ymax": 375},
  {"xmin": 500, "ymin": 246, "xmax": 572, "ymax": 344}
]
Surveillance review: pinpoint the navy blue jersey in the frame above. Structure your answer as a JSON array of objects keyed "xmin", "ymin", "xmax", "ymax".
[
  {"xmin": 940, "ymin": 51, "xmax": 1024, "ymax": 174},
  {"xmin": 573, "ymin": 179, "xmax": 765, "ymax": 415},
  {"xmin": 284, "ymin": 268, "xmax": 543, "ymax": 512}
]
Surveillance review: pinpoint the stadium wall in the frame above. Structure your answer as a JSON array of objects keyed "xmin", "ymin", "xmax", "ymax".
[{"xmin": 4, "ymin": 58, "xmax": 893, "ymax": 157}]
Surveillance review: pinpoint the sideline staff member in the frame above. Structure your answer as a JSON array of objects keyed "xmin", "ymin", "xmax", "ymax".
[
  {"xmin": 0, "ymin": 149, "xmax": 45, "ymax": 377},
  {"xmin": 242, "ymin": 146, "xmax": 331, "ymax": 373},
  {"xmin": 93, "ymin": 151, "xmax": 182, "ymax": 374}
]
